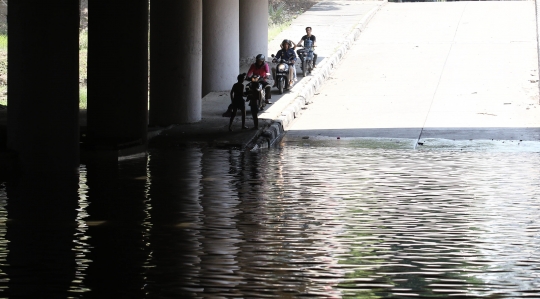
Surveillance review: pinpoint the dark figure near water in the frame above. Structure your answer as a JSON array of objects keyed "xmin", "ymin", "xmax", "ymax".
[
  {"xmin": 229, "ymin": 73, "xmax": 249, "ymax": 132},
  {"xmin": 246, "ymin": 74, "xmax": 263, "ymax": 130}
]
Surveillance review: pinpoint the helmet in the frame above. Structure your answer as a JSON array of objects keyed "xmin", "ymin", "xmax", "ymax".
[
  {"xmin": 256, "ymin": 54, "xmax": 265, "ymax": 62},
  {"xmin": 281, "ymin": 39, "xmax": 290, "ymax": 47}
]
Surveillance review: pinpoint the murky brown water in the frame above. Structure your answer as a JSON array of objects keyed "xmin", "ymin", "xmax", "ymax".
[{"xmin": 0, "ymin": 146, "xmax": 539, "ymax": 298}]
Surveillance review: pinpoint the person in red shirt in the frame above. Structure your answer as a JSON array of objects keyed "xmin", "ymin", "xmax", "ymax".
[{"xmin": 246, "ymin": 54, "xmax": 272, "ymax": 104}]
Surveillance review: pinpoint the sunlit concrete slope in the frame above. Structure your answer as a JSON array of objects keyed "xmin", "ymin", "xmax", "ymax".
[{"xmin": 288, "ymin": 1, "xmax": 540, "ymax": 141}]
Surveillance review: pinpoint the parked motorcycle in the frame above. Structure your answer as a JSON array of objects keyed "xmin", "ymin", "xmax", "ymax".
[
  {"xmin": 298, "ymin": 39, "xmax": 315, "ymax": 77},
  {"xmin": 271, "ymin": 54, "xmax": 293, "ymax": 95},
  {"xmin": 245, "ymin": 75, "xmax": 266, "ymax": 111}
]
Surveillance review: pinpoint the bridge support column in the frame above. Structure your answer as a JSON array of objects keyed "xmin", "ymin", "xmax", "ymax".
[
  {"xmin": 7, "ymin": 1, "xmax": 80, "ymax": 174},
  {"xmin": 150, "ymin": 0, "xmax": 202, "ymax": 125},
  {"xmin": 240, "ymin": 0, "xmax": 269, "ymax": 64},
  {"xmin": 86, "ymin": 0, "xmax": 148, "ymax": 155},
  {"xmin": 202, "ymin": 0, "xmax": 239, "ymax": 96}
]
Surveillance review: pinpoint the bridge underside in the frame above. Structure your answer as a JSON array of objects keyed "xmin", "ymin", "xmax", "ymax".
[{"xmin": 4, "ymin": 0, "xmax": 268, "ymax": 174}]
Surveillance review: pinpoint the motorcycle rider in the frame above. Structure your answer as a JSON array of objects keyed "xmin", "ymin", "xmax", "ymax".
[
  {"xmin": 296, "ymin": 26, "xmax": 317, "ymax": 68},
  {"xmin": 246, "ymin": 54, "xmax": 272, "ymax": 104},
  {"xmin": 272, "ymin": 39, "xmax": 297, "ymax": 87}
]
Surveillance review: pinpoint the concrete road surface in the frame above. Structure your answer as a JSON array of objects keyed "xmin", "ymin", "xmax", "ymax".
[{"xmin": 285, "ymin": 1, "xmax": 540, "ymax": 149}]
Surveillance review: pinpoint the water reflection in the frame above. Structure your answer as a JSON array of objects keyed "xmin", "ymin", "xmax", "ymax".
[
  {"xmin": 0, "ymin": 184, "xmax": 9, "ymax": 294},
  {"xmin": 0, "ymin": 147, "xmax": 538, "ymax": 297},
  {"xmin": 83, "ymin": 158, "xmax": 150, "ymax": 297},
  {"xmin": 144, "ymin": 148, "xmax": 204, "ymax": 297},
  {"xmin": 3, "ymin": 172, "xmax": 79, "ymax": 297}
]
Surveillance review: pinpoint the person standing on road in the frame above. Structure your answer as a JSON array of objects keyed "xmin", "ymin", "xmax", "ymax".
[
  {"xmin": 296, "ymin": 27, "xmax": 317, "ymax": 68},
  {"xmin": 228, "ymin": 73, "xmax": 249, "ymax": 132}
]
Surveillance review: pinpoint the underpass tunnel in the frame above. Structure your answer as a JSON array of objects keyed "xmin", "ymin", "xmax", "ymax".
[{"xmin": 5, "ymin": 0, "xmax": 269, "ymax": 175}]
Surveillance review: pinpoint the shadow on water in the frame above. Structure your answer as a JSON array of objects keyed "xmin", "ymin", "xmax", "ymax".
[
  {"xmin": 144, "ymin": 148, "xmax": 273, "ymax": 297},
  {"xmin": 0, "ymin": 146, "xmax": 539, "ymax": 297},
  {"xmin": 3, "ymin": 173, "xmax": 79, "ymax": 298},
  {"xmin": 83, "ymin": 158, "xmax": 150, "ymax": 297}
]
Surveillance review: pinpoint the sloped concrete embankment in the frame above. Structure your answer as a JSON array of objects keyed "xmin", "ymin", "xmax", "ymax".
[
  {"xmin": 249, "ymin": 4, "xmax": 384, "ymax": 150},
  {"xmin": 536, "ymin": 0, "xmax": 540, "ymax": 96}
]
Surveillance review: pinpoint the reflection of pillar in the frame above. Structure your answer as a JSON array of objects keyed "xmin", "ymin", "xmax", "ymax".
[
  {"xmin": 240, "ymin": 0, "xmax": 269, "ymax": 63},
  {"xmin": 145, "ymin": 149, "xmax": 203, "ymax": 295},
  {"xmin": 199, "ymin": 149, "xmax": 242, "ymax": 293},
  {"xmin": 5, "ymin": 174, "xmax": 79, "ymax": 297},
  {"xmin": 84, "ymin": 159, "xmax": 149, "ymax": 296},
  {"xmin": 150, "ymin": 1, "xmax": 202, "ymax": 125},
  {"xmin": 87, "ymin": 0, "xmax": 148, "ymax": 148},
  {"xmin": 7, "ymin": 1, "xmax": 80, "ymax": 174},
  {"xmin": 202, "ymin": 0, "xmax": 239, "ymax": 97}
]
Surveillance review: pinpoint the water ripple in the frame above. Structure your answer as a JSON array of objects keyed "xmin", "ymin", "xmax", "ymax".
[{"xmin": 0, "ymin": 147, "xmax": 539, "ymax": 298}]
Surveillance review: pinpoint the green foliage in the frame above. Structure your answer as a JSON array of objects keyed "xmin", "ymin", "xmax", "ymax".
[
  {"xmin": 268, "ymin": 1, "xmax": 318, "ymax": 42},
  {"xmin": 79, "ymin": 86, "xmax": 87, "ymax": 109},
  {"xmin": 79, "ymin": 29, "xmax": 88, "ymax": 51},
  {"xmin": 0, "ymin": 34, "xmax": 6, "ymax": 107},
  {"xmin": 0, "ymin": 91, "xmax": 6, "ymax": 107},
  {"xmin": 79, "ymin": 30, "xmax": 87, "ymax": 89},
  {"xmin": 268, "ymin": 2, "xmax": 286, "ymax": 26},
  {"xmin": 80, "ymin": 49, "xmax": 87, "ymax": 86},
  {"xmin": 269, "ymin": 22, "xmax": 291, "ymax": 42},
  {"xmin": 0, "ymin": 34, "xmax": 6, "ymax": 51},
  {"xmin": 268, "ymin": 2, "xmax": 291, "ymax": 42}
]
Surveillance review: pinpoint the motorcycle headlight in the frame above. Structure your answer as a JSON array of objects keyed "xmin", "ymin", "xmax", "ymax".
[{"xmin": 278, "ymin": 65, "xmax": 286, "ymax": 71}]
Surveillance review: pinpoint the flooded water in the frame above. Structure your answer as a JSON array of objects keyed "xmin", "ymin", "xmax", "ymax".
[{"xmin": 0, "ymin": 144, "xmax": 539, "ymax": 298}]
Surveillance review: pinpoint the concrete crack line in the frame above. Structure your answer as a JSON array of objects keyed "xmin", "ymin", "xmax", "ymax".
[
  {"xmin": 536, "ymin": 0, "xmax": 540, "ymax": 102},
  {"xmin": 415, "ymin": 2, "xmax": 468, "ymax": 150}
]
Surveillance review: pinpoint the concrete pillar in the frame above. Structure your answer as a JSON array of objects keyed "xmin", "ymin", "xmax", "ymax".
[
  {"xmin": 202, "ymin": 0, "xmax": 240, "ymax": 96},
  {"xmin": 150, "ymin": 1, "xmax": 202, "ymax": 125},
  {"xmin": 87, "ymin": 0, "xmax": 148, "ymax": 149},
  {"xmin": 240, "ymin": 0, "xmax": 269, "ymax": 64},
  {"xmin": 199, "ymin": 149, "xmax": 241, "ymax": 289},
  {"xmin": 7, "ymin": 1, "xmax": 80, "ymax": 174}
]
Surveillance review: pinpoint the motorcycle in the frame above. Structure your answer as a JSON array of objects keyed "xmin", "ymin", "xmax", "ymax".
[
  {"xmin": 271, "ymin": 54, "xmax": 293, "ymax": 95},
  {"xmin": 245, "ymin": 75, "xmax": 266, "ymax": 111},
  {"xmin": 298, "ymin": 39, "xmax": 315, "ymax": 77}
]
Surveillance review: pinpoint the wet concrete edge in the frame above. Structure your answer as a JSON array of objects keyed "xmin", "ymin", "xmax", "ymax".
[
  {"xmin": 247, "ymin": 3, "xmax": 385, "ymax": 150},
  {"xmin": 534, "ymin": 0, "xmax": 540, "ymax": 96}
]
